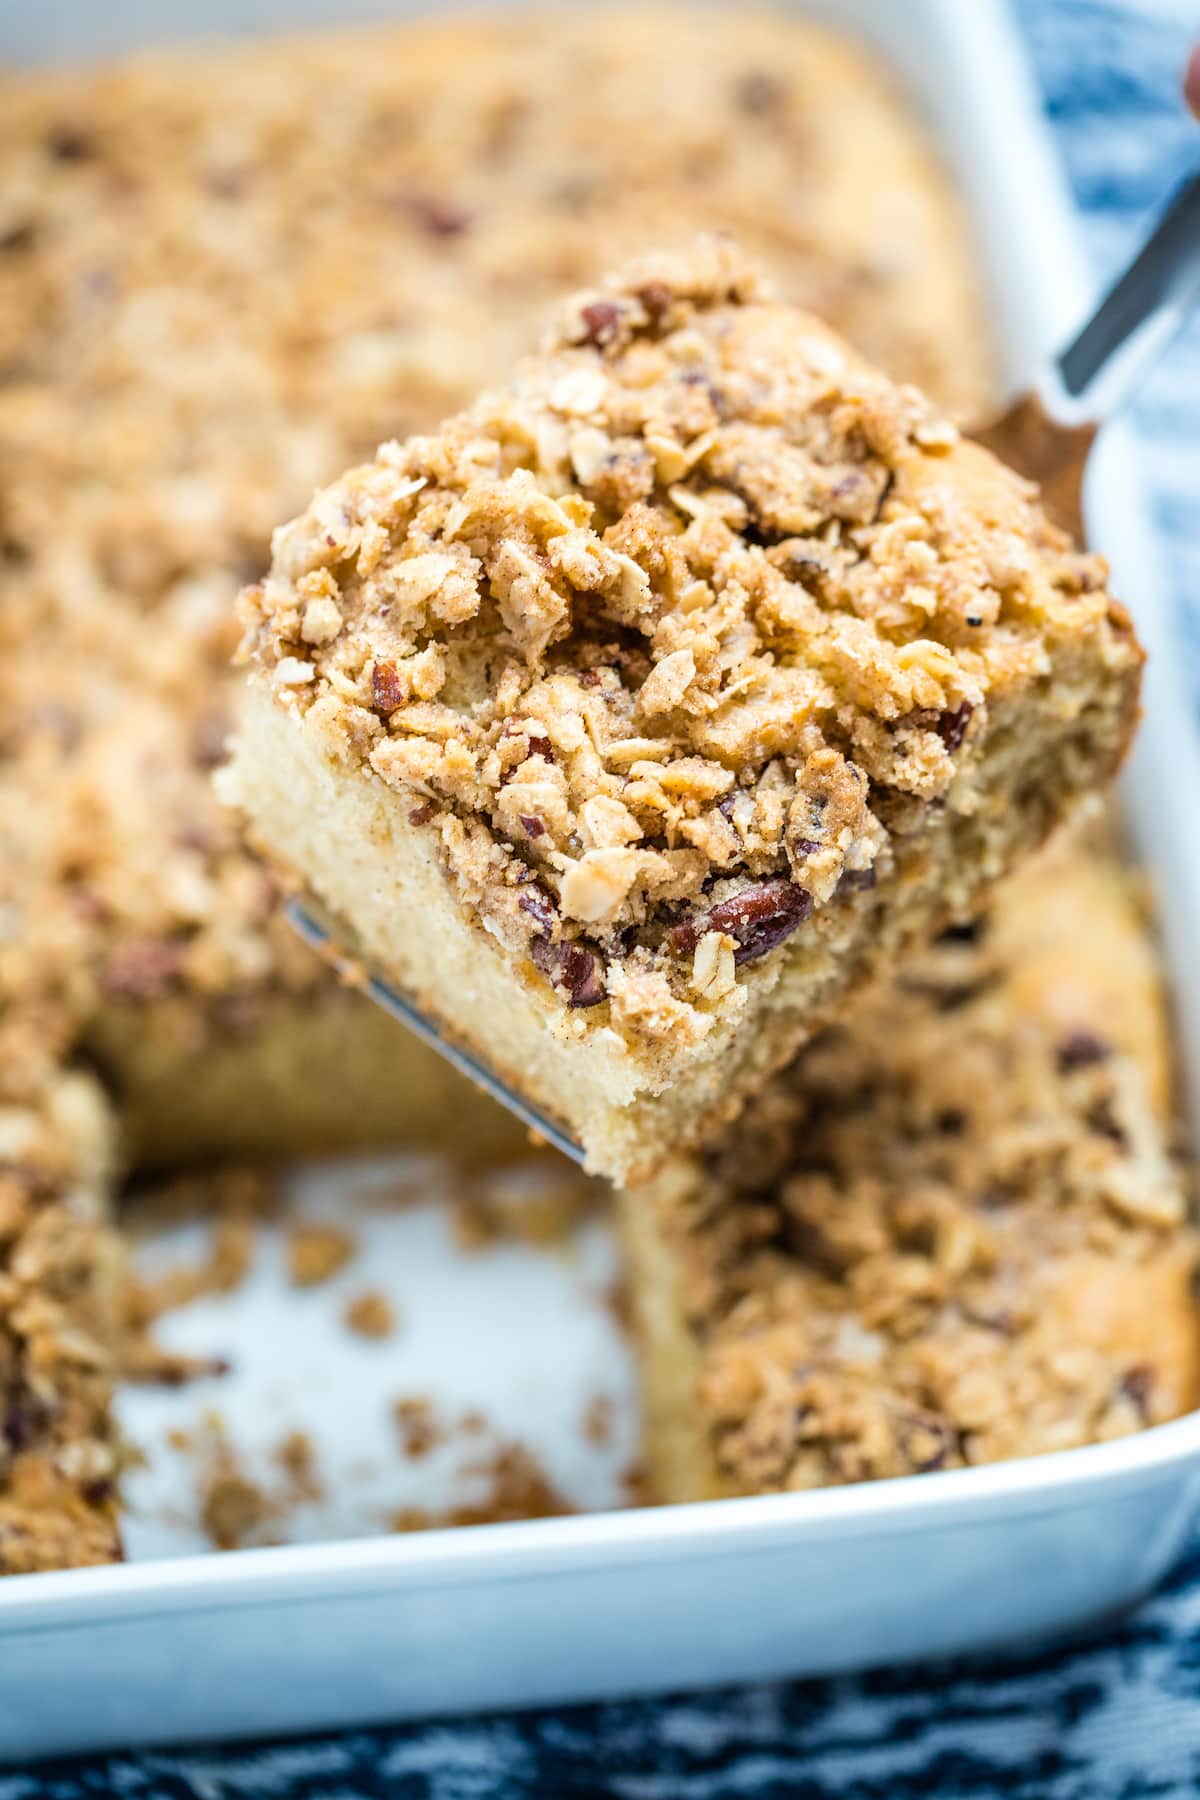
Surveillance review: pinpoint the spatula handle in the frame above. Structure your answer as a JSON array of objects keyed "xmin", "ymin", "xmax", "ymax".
[{"xmin": 1046, "ymin": 169, "xmax": 1200, "ymax": 424}]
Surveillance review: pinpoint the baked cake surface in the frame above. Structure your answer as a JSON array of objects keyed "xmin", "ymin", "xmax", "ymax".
[
  {"xmin": 228, "ymin": 240, "xmax": 1141, "ymax": 1181},
  {"xmin": 621, "ymin": 834, "xmax": 1199, "ymax": 1501}
]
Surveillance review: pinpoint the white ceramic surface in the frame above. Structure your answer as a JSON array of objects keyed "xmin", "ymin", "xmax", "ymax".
[{"xmin": 3, "ymin": 0, "xmax": 1200, "ymax": 1762}]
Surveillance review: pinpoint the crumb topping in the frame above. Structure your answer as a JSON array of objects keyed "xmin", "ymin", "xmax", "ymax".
[
  {"xmin": 286, "ymin": 1222, "xmax": 356, "ymax": 1288},
  {"xmin": 0, "ymin": 1073, "xmax": 125, "ymax": 1572},
  {"xmin": 241, "ymin": 240, "xmax": 1135, "ymax": 1041},
  {"xmin": 388, "ymin": 1439, "xmax": 573, "ymax": 1532},
  {"xmin": 657, "ymin": 845, "xmax": 1199, "ymax": 1489},
  {"xmin": 343, "ymin": 1289, "xmax": 397, "ymax": 1339}
]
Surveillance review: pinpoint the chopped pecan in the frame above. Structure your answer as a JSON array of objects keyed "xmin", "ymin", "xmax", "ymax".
[
  {"xmin": 530, "ymin": 931, "xmax": 605, "ymax": 1008},
  {"xmin": 100, "ymin": 939, "xmax": 186, "ymax": 1001},
  {"xmin": 554, "ymin": 942, "xmax": 606, "ymax": 1008},
  {"xmin": 1119, "ymin": 1365, "xmax": 1155, "ymax": 1423},
  {"xmin": 637, "ymin": 281, "xmax": 673, "ymax": 325},
  {"xmin": 937, "ymin": 703, "xmax": 974, "ymax": 753},
  {"xmin": 896, "ymin": 1411, "xmax": 958, "ymax": 1474},
  {"xmin": 670, "ymin": 879, "xmax": 813, "ymax": 965},
  {"xmin": 1057, "ymin": 1029, "xmax": 1112, "ymax": 1072},
  {"xmin": 5, "ymin": 1396, "xmax": 49, "ymax": 1453},
  {"xmin": 518, "ymin": 887, "xmax": 558, "ymax": 936},
  {"xmin": 579, "ymin": 301, "xmax": 622, "ymax": 348},
  {"xmin": 372, "ymin": 661, "xmax": 406, "ymax": 716},
  {"xmin": 734, "ymin": 70, "xmax": 787, "ymax": 115},
  {"xmin": 402, "ymin": 193, "xmax": 472, "ymax": 238},
  {"xmin": 519, "ymin": 889, "xmax": 604, "ymax": 1006}
]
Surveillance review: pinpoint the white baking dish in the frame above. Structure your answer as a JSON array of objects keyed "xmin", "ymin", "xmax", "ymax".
[{"xmin": 3, "ymin": 0, "xmax": 1200, "ymax": 1763}]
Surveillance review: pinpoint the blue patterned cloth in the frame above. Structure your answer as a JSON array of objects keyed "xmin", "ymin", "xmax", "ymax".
[
  {"xmin": 15, "ymin": 2, "xmax": 1200, "ymax": 1792},
  {"xmin": 1021, "ymin": 0, "xmax": 1200, "ymax": 686}
]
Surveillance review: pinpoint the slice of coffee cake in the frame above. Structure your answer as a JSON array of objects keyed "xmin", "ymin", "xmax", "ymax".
[{"xmin": 228, "ymin": 241, "xmax": 1141, "ymax": 1182}]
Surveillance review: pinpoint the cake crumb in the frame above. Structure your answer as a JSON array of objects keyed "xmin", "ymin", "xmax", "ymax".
[
  {"xmin": 115, "ymin": 1213, "xmax": 248, "ymax": 1387},
  {"xmin": 388, "ymin": 1440, "xmax": 574, "ymax": 1532},
  {"xmin": 452, "ymin": 1158, "xmax": 597, "ymax": 1253},
  {"xmin": 273, "ymin": 1429, "xmax": 323, "ymax": 1504},
  {"xmin": 621, "ymin": 1461, "xmax": 651, "ymax": 1507},
  {"xmin": 199, "ymin": 1449, "xmax": 273, "ymax": 1551},
  {"xmin": 125, "ymin": 1217, "xmax": 256, "ymax": 1325},
  {"xmin": 393, "ymin": 1396, "xmax": 442, "ymax": 1460},
  {"xmin": 602, "ymin": 1274, "xmax": 634, "ymax": 1339},
  {"xmin": 582, "ymin": 1394, "xmax": 614, "ymax": 1447},
  {"xmin": 343, "ymin": 1289, "xmax": 396, "ymax": 1339},
  {"xmin": 287, "ymin": 1222, "xmax": 355, "ymax": 1287},
  {"xmin": 120, "ymin": 1340, "xmax": 230, "ymax": 1386}
]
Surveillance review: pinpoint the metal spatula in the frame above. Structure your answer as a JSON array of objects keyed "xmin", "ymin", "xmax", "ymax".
[
  {"xmin": 289, "ymin": 170, "xmax": 1200, "ymax": 1164},
  {"xmin": 975, "ymin": 169, "xmax": 1200, "ymax": 538}
]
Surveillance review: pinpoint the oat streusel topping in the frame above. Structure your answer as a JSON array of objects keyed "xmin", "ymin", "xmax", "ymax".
[
  {"xmin": 240, "ymin": 240, "xmax": 1136, "ymax": 1042},
  {"xmin": 665, "ymin": 856, "xmax": 1197, "ymax": 1490}
]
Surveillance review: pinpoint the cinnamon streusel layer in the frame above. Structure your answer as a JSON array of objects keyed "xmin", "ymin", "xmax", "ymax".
[
  {"xmin": 621, "ymin": 833, "xmax": 1200, "ymax": 1502},
  {"xmin": 227, "ymin": 240, "xmax": 1142, "ymax": 1183}
]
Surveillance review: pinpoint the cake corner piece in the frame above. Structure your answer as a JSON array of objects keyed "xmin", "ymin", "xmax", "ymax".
[{"xmin": 224, "ymin": 237, "xmax": 1143, "ymax": 1184}]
